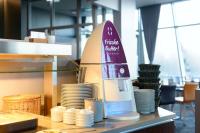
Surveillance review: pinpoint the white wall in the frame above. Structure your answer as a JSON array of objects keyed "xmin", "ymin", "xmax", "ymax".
[
  {"xmin": 121, "ymin": 0, "xmax": 138, "ymax": 79},
  {"xmin": 0, "ymin": 63, "xmax": 44, "ymax": 109}
]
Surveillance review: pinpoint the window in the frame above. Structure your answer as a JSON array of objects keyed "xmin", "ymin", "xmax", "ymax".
[
  {"xmin": 158, "ymin": 4, "xmax": 173, "ymax": 28},
  {"xmin": 154, "ymin": 28, "xmax": 181, "ymax": 78},
  {"xmin": 27, "ymin": 0, "xmax": 114, "ymax": 59},
  {"xmin": 173, "ymin": 0, "xmax": 200, "ymax": 26},
  {"xmin": 138, "ymin": 0, "xmax": 200, "ymax": 83},
  {"xmin": 30, "ymin": 0, "xmax": 51, "ymax": 28},
  {"xmin": 176, "ymin": 25, "xmax": 200, "ymax": 79}
]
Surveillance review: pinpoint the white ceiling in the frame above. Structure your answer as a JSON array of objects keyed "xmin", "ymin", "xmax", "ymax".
[{"xmin": 135, "ymin": 0, "xmax": 187, "ymax": 8}]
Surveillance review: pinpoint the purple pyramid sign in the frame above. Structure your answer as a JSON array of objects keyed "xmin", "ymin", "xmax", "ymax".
[{"xmin": 102, "ymin": 21, "xmax": 130, "ymax": 79}]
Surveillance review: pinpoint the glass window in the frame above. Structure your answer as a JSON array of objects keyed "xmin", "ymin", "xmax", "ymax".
[
  {"xmin": 158, "ymin": 4, "xmax": 174, "ymax": 28},
  {"xmin": 81, "ymin": 0, "xmax": 92, "ymax": 24},
  {"xmin": 177, "ymin": 25, "xmax": 200, "ymax": 79},
  {"xmin": 173, "ymin": 0, "xmax": 200, "ymax": 26},
  {"xmin": 55, "ymin": 28, "xmax": 75, "ymax": 43},
  {"xmin": 55, "ymin": 28, "xmax": 77, "ymax": 58},
  {"xmin": 153, "ymin": 28, "xmax": 181, "ymax": 79},
  {"xmin": 30, "ymin": 0, "xmax": 51, "ymax": 28},
  {"xmin": 54, "ymin": 0, "xmax": 76, "ymax": 26},
  {"xmin": 105, "ymin": 9, "xmax": 113, "ymax": 22}
]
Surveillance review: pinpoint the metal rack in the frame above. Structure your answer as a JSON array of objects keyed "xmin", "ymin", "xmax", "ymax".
[{"xmin": 0, "ymin": 39, "xmax": 72, "ymax": 115}]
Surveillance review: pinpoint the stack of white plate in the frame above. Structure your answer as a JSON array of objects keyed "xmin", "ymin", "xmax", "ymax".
[
  {"xmin": 134, "ymin": 89, "xmax": 155, "ymax": 114},
  {"xmin": 51, "ymin": 106, "xmax": 66, "ymax": 122},
  {"xmin": 63, "ymin": 108, "xmax": 76, "ymax": 124},
  {"xmin": 76, "ymin": 109, "xmax": 94, "ymax": 127},
  {"xmin": 61, "ymin": 83, "xmax": 93, "ymax": 109}
]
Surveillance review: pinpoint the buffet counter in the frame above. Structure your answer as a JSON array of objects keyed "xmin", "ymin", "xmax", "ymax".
[{"xmin": 22, "ymin": 107, "xmax": 175, "ymax": 133}]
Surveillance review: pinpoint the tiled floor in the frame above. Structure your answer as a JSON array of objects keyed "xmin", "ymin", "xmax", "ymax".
[{"xmin": 162, "ymin": 104, "xmax": 195, "ymax": 133}]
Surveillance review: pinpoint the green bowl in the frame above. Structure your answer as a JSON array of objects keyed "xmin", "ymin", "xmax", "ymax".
[
  {"xmin": 138, "ymin": 77, "xmax": 160, "ymax": 83},
  {"xmin": 139, "ymin": 83, "xmax": 161, "ymax": 89},
  {"xmin": 139, "ymin": 64, "xmax": 160, "ymax": 71},
  {"xmin": 138, "ymin": 71, "xmax": 160, "ymax": 78}
]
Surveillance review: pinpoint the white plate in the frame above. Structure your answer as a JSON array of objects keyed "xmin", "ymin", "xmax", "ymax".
[
  {"xmin": 61, "ymin": 95, "xmax": 92, "ymax": 100},
  {"xmin": 61, "ymin": 103, "xmax": 84, "ymax": 107},
  {"xmin": 62, "ymin": 87, "xmax": 92, "ymax": 91},
  {"xmin": 76, "ymin": 123, "xmax": 94, "ymax": 127},
  {"xmin": 65, "ymin": 106, "xmax": 84, "ymax": 109},
  {"xmin": 36, "ymin": 129, "xmax": 60, "ymax": 133},
  {"xmin": 62, "ymin": 83, "xmax": 93, "ymax": 88},
  {"xmin": 62, "ymin": 103, "xmax": 84, "ymax": 106},
  {"xmin": 61, "ymin": 92, "xmax": 92, "ymax": 96},
  {"xmin": 76, "ymin": 122, "xmax": 94, "ymax": 126},
  {"xmin": 61, "ymin": 97, "xmax": 91, "ymax": 101},
  {"xmin": 61, "ymin": 99, "xmax": 84, "ymax": 103},
  {"xmin": 61, "ymin": 90, "xmax": 92, "ymax": 94},
  {"xmin": 76, "ymin": 119, "xmax": 94, "ymax": 123}
]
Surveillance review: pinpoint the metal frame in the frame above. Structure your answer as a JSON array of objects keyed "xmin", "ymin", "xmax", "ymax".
[
  {"xmin": 26, "ymin": 0, "xmax": 95, "ymax": 59},
  {"xmin": 0, "ymin": 39, "xmax": 72, "ymax": 115}
]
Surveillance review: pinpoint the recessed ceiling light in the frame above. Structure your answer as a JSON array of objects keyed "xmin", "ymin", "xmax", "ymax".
[{"xmin": 46, "ymin": 0, "xmax": 60, "ymax": 3}]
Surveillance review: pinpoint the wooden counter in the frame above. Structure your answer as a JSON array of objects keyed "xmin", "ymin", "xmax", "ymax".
[
  {"xmin": 196, "ymin": 89, "xmax": 200, "ymax": 133},
  {"xmin": 21, "ymin": 107, "xmax": 176, "ymax": 133}
]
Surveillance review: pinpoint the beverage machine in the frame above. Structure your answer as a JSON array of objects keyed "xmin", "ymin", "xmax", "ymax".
[{"xmin": 80, "ymin": 21, "xmax": 139, "ymax": 120}]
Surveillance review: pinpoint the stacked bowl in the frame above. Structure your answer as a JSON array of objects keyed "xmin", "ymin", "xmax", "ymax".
[
  {"xmin": 61, "ymin": 83, "xmax": 93, "ymax": 109},
  {"xmin": 138, "ymin": 64, "xmax": 161, "ymax": 109},
  {"xmin": 76, "ymin": 109, "xmax": 94, "ymax": 127},
  {"xmin": 63, "ymin": 108, "xmax": 76, "ymax": 124},
  {"xmin": 51, "ymin": 106, "xmax": 66, "ymax": 122}
]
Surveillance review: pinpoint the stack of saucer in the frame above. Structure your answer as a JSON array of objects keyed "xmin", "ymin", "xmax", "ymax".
[
  {"xmin": 51, "ymin": 106, "xmax": 66, "ymax": 122},
  {"xmin": 76, "ymin": 109, "xmax": 94, "ymax": 127},
  {"xmin": 63, "ymin": 108, "xmax": 76, "ymax": 124},
  {"xmin": 61, "ymin": 83, "xmax": 93, "ymax": 109},
  {"xmin": 134, "ymin": 89, "xmax": 155, "ymax": 114}
]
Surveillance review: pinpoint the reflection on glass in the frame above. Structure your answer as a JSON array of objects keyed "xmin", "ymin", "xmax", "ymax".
[
  {"xmin": 153, "ymin": 28, "xmax": 181, "ymax": 79},
  {"xmin": 55, "ymin": 28, "xmax": 76, "ymax": 58},
  {"xmin": 173, "ymin": 0, "xmax": 200, "ymax": 26},
  {"xmin": 30, "ymin": 0, "xmax": 51, "ymax": 28},
  {"xmin": 158, "ymin": 4, "xmax": 174, "ymax": 28},
  {"xmin": 54, "ymin": 0, "xmax": 77, "ymax": 26},
  {"xmin": 177, "ymin": 25, "xmax": 200, "ymax": 79},
  {"xmin": 55, "ymin": 28, "xmax": 75, "ymax": 43}
]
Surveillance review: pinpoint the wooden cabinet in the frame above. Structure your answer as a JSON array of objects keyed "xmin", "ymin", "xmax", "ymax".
[{"xmin": 132, "ymin": 121, "xmax": 175, "ymax": 133}]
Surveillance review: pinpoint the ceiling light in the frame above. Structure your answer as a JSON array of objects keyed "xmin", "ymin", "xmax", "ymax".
[{"xmin": 46, "ymin": 0, "xmax": 60, "ymax": 3}]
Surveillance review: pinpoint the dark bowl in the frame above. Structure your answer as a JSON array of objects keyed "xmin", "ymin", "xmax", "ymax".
[
  {"xmin": 139, "ymin": 83, "xmax": 161, "ymax": 89},
  {"xmin": 139, "ymin": 64, "xmax": 160, "ymax": 71},
  {"xmin": 138, "ymin": 77, "xmax": 160, "ymax": 83},
  {"xmin": 138, "ymin": 71, "xmax": 160, "ymax": 78}
]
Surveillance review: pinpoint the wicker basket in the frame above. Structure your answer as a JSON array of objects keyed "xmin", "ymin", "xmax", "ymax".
[{"xmin": 2, "ymin": 94, "xmax": 41, "ymax": 114}]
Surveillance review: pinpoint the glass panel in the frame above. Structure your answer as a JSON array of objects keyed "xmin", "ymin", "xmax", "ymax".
[
  {"xmin": 158, "ymin": 4, "xmax": 174, "ymax": 28},
  {"xmin": 54, "ymin": 28, "xmax": 76, "ymax": 58},
  {"xmin": 153, "ymin": 28, "xmax": 181, "ymax": 81},
  {"xmin": 55, "ymin": 28, "xmax": 75, "ymax": 43},
  {"xmin": 30, "ymin": 0, "xmax": 51, "ymax": 28},
  {"xmin": 177, "ymin": 25, "xmax": 200, "ymax": 80},
  {"xmin": 80, "ymin": 25, "xmax": 92, "ymax": 55},
  {"xmin": 81, "ymin": 0, "xmax": 92, "ymax": 24},
  {"xmin": 173, "ymin": 0, "xmax": 200, "ymax": 26},
  {"xmin": 105, "ymin": 9, "xmax": 113, "ymax": 22},
  {"xmin": 97, "ymin": 7, "xmax": 103, "ymax": 24},
  {"xmin": 54, "ymin": 0, "xmax": 77, "ymax": 26}
]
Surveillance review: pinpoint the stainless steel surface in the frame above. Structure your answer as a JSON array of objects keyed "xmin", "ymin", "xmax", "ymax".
[{"xmin": 0, "ymin": 39, "xmax": 72, "ymax": 56}]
